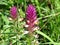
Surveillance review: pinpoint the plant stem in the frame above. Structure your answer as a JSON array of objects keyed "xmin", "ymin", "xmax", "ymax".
[{"xmin": 36, "ymin": 30, "xmax": 54, "ymax": 43}]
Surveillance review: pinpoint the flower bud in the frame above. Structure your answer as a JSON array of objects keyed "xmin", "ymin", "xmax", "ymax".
[{"xmin": 10, "ymin": 6, "xmax": 17, "ymax": 19}]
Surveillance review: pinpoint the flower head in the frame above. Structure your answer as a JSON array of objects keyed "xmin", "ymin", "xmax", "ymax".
[
  {"xmin": 10, "ymin": 6, "xmax": 17, "ymax": 19},
  {"xmin": 26, "ymin": 4, "xmax": 37, "ymax": 32}
]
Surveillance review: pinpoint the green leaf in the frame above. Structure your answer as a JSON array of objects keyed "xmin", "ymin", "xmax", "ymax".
[
  {"xmin": 0, "ymin": 0, "xmax": 8, "ymax": 5},
  {"xmin": 19, "ymin": 9, "xmax": 25, "ymax": 18},
  {"xmin": 36, "ymin": 30, "xmax": 54, "ymax": 42},
  {"xmin": 2, "ymin": 15, "xmax": 9, "ymax": 25}
]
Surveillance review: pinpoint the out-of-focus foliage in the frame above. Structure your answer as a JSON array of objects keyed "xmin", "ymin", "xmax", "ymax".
[{"xmin": 0, "ymin": 0, "xmax": 60, "ymax": 45}]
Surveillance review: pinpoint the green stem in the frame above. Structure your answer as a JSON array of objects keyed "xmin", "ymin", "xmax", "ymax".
[
  {"xmin": 36, "ymin": 30, "xmax": 54, "ymax": 43},
  {"xmin": 28, "ymin": 32, "xmax": 33, "ymax": 45},
  {"xmin": 35, "ymin": 0, "xmax": 41, "ymax": 16}
]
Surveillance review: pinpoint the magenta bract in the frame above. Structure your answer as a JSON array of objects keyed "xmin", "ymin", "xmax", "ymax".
[
  {"xmin": 26, "ymin": 4, "xmax": 37, "ymax": 32},
  {"xmin": 10, "ymin": 6, "xmax": 17, "ymax": 19}
]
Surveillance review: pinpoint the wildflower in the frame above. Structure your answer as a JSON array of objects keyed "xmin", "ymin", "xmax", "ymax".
[
  {"xmin": 26, "ymin": 4, "xmax": 37, "ymax": 32},
  {"xmin": 10, "ymin": 6, "xmax": 17, "ymax": 19}
]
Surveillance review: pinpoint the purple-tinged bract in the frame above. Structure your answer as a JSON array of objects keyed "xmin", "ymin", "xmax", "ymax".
[{"xmin": 10, "ymin": 6, "xmax": 17, "ymax": 19}]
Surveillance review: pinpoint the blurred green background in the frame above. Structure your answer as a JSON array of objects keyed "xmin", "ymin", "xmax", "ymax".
[{"xmin": 0, "ymin": 0, "xmax": 60, "ymax": 45}]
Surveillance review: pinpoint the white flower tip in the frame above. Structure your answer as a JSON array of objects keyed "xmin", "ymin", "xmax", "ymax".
[
  {"xmin": 23, "ymin": 31, "xmax": 29, "ymax": 34},
  {"xmin": 25, "ymin": 25, "xmax": 29, "ymax": 28}
]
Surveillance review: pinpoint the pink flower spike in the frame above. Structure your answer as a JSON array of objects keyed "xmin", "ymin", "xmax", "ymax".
[
  {"xmin": 26, "ymin": 4, "xmax": 37, "ymax": 32},
  {"xmin": 10, "ymin": 6, "xmax": 17, "ymax": 19}
]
